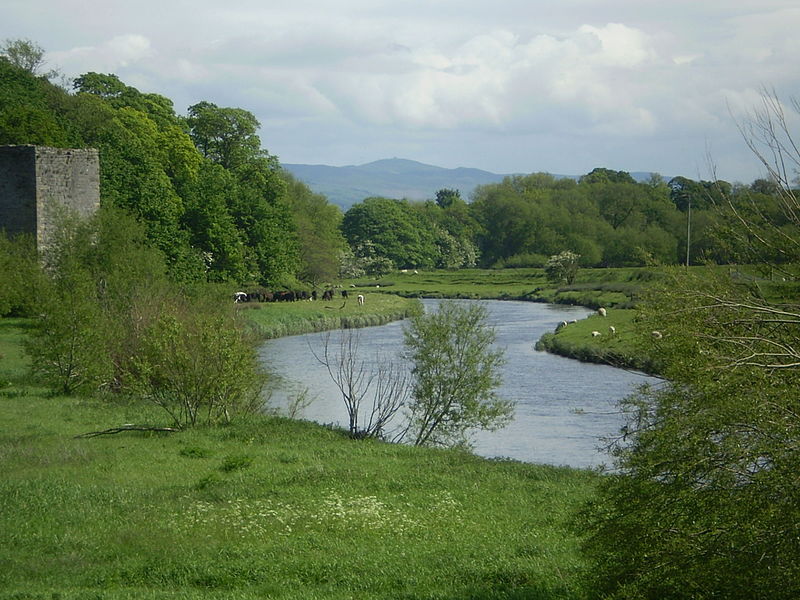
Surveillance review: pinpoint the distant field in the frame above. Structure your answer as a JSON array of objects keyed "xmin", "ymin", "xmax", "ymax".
[{"xmin": 347, "ymin": 266, "xmax": 663, "ymax": 309}]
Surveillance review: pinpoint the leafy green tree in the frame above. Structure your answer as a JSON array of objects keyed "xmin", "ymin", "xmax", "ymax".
[
  {"xmin": 129, "ymin": 296, "xmax": 266, "ymax": 428},
  {"xmin": 544, "ymin": 250, "xmax": 581, "ymax": 284},
  {"xmin": 0, "ymin": 234, "xmax": 42, "ymax": 317},
  {"xmin": 182, "ymin": 164, "xmax": 247, "ymax": 282},
  {"xmin": 0, "ymin": 58, "xmax": 72, "ymax": 146},
  {"xmin": 577, "ymin": 89, "xmax": 800, "ymax": 600},
  {"xmin": 26, "ymin": 210, "xmax": 115, "ymax": 395},
  {"xmin": 435, "ymin": 188, "xmax": 461, "ymax": 209},
  {"xmin": 1, "ymin": 38, "xmax": 57, "ymax": 78},
  {"xmin": 403, "ymin": 301, "xmax": 512, "ymax": 448},
  {"xmin": 579, "ymin": 167, "xmax": 636, "ymax": 185},
  {"xmin": 342, "ymin": 197, "xmax": 438, "ymax": 268},
  {"xmin": 282, "ymin": 171, "xmax": 345, "ymax": 284},
  {"xmin": 594, "ymin": 182, "xmax": 641, "ymax": 230},
  {"xmin": 470, "ymin": 184, "xmax": 542, "ymax": 265},
  {"xmin": 186, "ymin": 101, "xmax": 262, "ymax": 170}
]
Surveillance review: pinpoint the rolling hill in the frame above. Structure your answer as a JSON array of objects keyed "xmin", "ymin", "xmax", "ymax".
[
  {"xmin": 282, "ymin": 158, "xmax": 664, "ymax": 210},
  {"xmin": 281, "ymin": 158, "xmax": 514, "ymax": 209}
]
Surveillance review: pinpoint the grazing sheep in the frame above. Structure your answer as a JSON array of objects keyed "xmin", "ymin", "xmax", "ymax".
[
  {"xmin": 591, "ymin": 330, "xmax": 602, "ymax": 337},
  {"xmin": 609, "ymin": 325, "xmax": 616, "ymax": 335},
  {"xmin": 357, "ymin": 294, "xmax": 365, "ymax": 306},
  {"xmin": 555, "ymin": 320, "xmax": 568, "ymax": 332},
  {"xmin": 597, "ymin": 307, "xmax": 607, "ymax": 317},
  {"xmin": 651, "ymin": 330, "xmax": 663, "ymax": 339}
]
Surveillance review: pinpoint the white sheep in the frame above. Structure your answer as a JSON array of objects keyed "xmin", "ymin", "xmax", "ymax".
[
  {"xmin": 597, "ymin": 307, "xmax": 607, "ymax": 317},
  {"xmin": 357, "ymin": 294, "xmax": 365, "ymax": 306},
  {"xmin": 651, "ymin": 330, "xmax": 663, "ymax": 339},
  {"xmin": 591, "ymin": 330, "xmax": 602, "ymax": 337},
  {"xmin": 609, "ymin": 325, "xmax": 616, "ymax": 335},
  {"xmin": 555, "ymin": 320, "xmax": 568, "ymax": 332}
]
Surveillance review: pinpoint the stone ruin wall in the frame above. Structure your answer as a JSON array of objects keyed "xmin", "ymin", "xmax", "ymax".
[{"xmin": 0, "ymin": 145, "xmax": 100, "ymax": 250}]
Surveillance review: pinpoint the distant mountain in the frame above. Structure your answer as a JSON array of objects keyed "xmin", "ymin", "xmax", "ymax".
[
  {"xmin": 281, "ymin": 158, "xmax": 515, "ymax": 210},
  {"xmin": 281, "ymin": 158, "xmax": 666, "ymax": 210}
]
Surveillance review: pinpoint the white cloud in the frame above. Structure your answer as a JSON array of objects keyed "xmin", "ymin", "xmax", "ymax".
[
  {"xmin": 51, "ymin": 34, "xmax": 153, "ymax": 73},
  {"xmin": 3, "ymin": 0, "xmax": 799, "ymax": 181}
]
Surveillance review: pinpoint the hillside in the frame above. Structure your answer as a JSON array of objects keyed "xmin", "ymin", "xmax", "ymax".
[
  {"xmin": 282, "ymin": 158, "xmax": 665, "ymax": 209},
  {"xmin": 282, "ymin": 158, "xmax": 515, "ymax": 209}
]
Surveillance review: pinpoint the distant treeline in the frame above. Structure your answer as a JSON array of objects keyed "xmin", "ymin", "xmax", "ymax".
[
  {"xmin": 339, "ymin": 169, "xmax": 790, "ymax": 272},
  {"xmin": 2, "ymin": 52, "xmax": 787, "ymax": 282}
]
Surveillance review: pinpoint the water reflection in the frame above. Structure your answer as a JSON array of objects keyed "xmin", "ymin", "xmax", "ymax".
[{"xmin": 258, "ymin": 299, "xmax": 658, "ymax": 469}]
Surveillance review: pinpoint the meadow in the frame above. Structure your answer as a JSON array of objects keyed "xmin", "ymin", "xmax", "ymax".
[
  {"xmin": 349, "ymin": 266, "xmax": 659, "ymax": 309},
  {"xmin": 0, "ymin": 317, "xmax": 598, "ymax": 600}
]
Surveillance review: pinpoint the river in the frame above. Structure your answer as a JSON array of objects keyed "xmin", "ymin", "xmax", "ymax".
[{"xmin": 258, "ymin": 299, "xmax": 659, "ymax": 469}]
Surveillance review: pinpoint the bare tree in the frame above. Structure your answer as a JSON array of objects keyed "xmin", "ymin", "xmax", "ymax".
[
  {"xmin": 724, "ymin": 88, "xmax": 800, "ymax": 279},
  {"xmin": 311, "ymin": 329, "xmax": 411, "ymax": 440}
]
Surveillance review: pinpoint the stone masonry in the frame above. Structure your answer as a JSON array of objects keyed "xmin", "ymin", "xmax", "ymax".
[{"xmin": 0, "ymin": 145, "xmax": 100, "ymax": 251}]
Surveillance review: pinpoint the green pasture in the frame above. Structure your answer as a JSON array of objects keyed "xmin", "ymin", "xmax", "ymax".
[
  {"xmin": 535, "ymin": 309, "xmax": 660, "ymax": 375},
  {"xmin": 348, "ymin": 266, "xmax": 663, "ymax": 309},
  {"xmin": 0, "ymin": 319, "xmax": 598, "ymax": 600}
]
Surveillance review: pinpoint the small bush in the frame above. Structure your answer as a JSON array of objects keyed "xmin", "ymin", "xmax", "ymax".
[
  {"xmin": 179, "ymin": 447, "xmax": 212, "ymax": 459},
  {"xmin": 219, "ymin": 454, "xmax": 254, "ymax": 473}
]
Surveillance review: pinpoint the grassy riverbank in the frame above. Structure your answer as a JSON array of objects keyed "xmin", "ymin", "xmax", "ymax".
[
  {"xmin": 534, "ymin": 309, "xmax": 662, "ymax": 375},
  {"xmin": 241, "ymin": 293, "xmax": 420, "ymax": 339},
  {"xmin": 348, "ymin": 267, "xmax": 660, "ymax": 309},
  {"xmin": 0, "ymin": 318, "xmax": 598, "ymax": 600},
  {"xmin": 343, "ymin": 268, "xmax": 661, "ymax": 373}
]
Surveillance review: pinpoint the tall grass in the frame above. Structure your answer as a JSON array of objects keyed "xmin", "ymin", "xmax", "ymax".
[
  {"xmin": 1, "ymin": 317, "xmax": 599, "ymax": 599},
  {"xmin": 241, "ymin": 293, "xmax": 421, "ymax": 339}
]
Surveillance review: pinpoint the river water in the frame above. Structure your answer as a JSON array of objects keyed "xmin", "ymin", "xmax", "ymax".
[{"xmin": 258, "ymin": 299, "xmax": 659, "ymax": 469}]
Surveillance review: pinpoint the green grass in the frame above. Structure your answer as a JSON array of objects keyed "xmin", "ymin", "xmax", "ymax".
[
  {"xmin": 241, "ymin": 293, "xmax": 421, "ymax": 339},
  {"xmin": 349, "ymin": 267, "xmax": 662, "ymax": 309},
  {"xmin": 535, "ymin": 309, "xmax": 661, "ymax": 375},
  {"xmin": 0, "ymin": 319, "xmax": 599, "ymax": 600}
]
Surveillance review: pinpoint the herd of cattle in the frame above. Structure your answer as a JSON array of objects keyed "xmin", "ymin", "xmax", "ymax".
[{"xmin": 233, "ymin": 288, "xmax": 358, "ymax": 304}]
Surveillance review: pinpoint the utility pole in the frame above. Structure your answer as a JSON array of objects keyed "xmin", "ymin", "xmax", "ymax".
[{"xmin": 685, "ymin": 195, "xmax": 691, "ymax": 268}]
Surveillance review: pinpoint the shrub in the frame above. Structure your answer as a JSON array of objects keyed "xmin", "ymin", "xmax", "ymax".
[{"xmin": 545, "ymin": 251, "xmax": 581, "ymax": 284}]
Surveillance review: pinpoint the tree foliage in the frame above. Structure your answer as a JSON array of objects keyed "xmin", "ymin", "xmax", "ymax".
[
  {"xmin": 403, "ymin": 301, "xmax": 512, "ymax": 448},
  {"xmin": 544, "ymin": 250, "xmax": 581, "ymax": 285},
  {"xmin": 0, "ymin": 234, "xmax": 42, "ymax": 317},
  {"xmin": 1, "ymin": 38, "xmax": 57, "ymax": 78},
  {"xmin": 577, "ymin": 90, "xmax": 800, "ymax": 600},
  {"xmin": 129, "ymin": 297, "xmax": 266, "ymax": 428},
  {"xmin": 0, "ymin": 45, "xmax": 337, "ymax": 287}
]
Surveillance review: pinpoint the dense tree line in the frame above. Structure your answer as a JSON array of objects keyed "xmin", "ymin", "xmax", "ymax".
[
  {"xmin": 0, "ymin": 49, "xmax": 344, "ymax": 288},
  {"xmin": 341, "ymin": 168, "xmax": 791, "ymax": 271},
  {"xmin": 3, "ymin": 41, "xmax": 788, "ymax": 281}
]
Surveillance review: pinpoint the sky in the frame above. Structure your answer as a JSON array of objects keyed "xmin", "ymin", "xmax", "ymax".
[{"xmin": 3, "ymin": 0, "xmax": 800, "ymax": 183}]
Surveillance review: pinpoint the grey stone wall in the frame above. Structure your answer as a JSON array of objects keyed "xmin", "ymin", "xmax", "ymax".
[{"xmin": 0, "ymin": 145, "xmax": 100, "ymax": 250}]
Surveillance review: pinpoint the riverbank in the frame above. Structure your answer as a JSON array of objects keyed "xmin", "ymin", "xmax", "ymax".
[
  {"xmin": 348, "ymin": 266, "xmax": 659, "ymax": 309},
  {"xmin": 342, "ymin": 268, "xmax": 659, "ymax": 375},
  {"xmin": 535, "ymin": 308, "xmax": 662, "ymax": 376},
  {"xmin": 0, "ymin": 318, "xmax": 598, "ymax": 599},
  {"xmin": 241, "ymin": 292, "xmax": 421, "ymax": 339}
]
